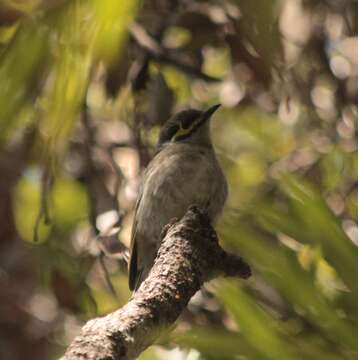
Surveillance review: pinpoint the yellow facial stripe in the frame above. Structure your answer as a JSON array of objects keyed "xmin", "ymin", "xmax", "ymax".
[{"xmin": 173, "ymin": 118, "xmax": 201, "ymax": 140}]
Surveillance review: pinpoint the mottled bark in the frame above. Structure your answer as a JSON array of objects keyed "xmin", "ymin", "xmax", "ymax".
[{"xmin": 61, "ymin": 206, "xmax": 251, "ymax": 360}]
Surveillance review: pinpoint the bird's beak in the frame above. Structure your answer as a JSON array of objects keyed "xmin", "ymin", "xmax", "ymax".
[{"xmin": 202, "ymin": 104, "xmax": 221, "ymax": 122}]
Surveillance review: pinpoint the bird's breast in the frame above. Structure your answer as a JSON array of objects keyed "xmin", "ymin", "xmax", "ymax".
[{"xmin": 136, "ymin": 143, "xmax": 227, "ymax": 245}]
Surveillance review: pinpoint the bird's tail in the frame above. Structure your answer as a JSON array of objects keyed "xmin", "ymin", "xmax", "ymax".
[{"xmin": 133, "ymin": 267, "xmax": 150, "ymax": 292}]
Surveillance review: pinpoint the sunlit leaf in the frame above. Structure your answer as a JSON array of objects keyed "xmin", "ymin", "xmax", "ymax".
[
  {"xmin": 320, "ymin": 148, "xmax": 348, "ymax": 191},
  {"xmin": 221, "ymin": 223, "xmax": 358, "ymax": 351},
  {"xmin": 39, "ymin": 1, "xmax": 92, "ymax": 157},
  {"xmin": 215, "ymin": 280, "xmax": 302, "ymax": 360},
  {"xmin": 174, "ymin": 327, "xmax": 265, "ymax": 359},
  {"xmin": 92, "ymin": 0, "xmax": 140, "ymax": 64},
  {"xmin": 0, "ymin": 19, "xmax": 49, "ymax": 142},
  {"xmin": 51, "ymin": 178, "xmax": 89, "ymax": 231},
  {"xmin": 14, "ymin": 168, "xmax": 51, "ymax": 242},
  {"xmin": 281, "ymin": 175, "xmax": 358, "ymax": 296}
]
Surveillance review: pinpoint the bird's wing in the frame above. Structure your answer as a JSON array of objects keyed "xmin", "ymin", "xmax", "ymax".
[{"xmin": 128, "ymin": 186, "xmax": 143, "ymax": 291}]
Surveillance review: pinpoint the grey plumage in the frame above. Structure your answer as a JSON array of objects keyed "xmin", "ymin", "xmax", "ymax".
[{"xmin": 129, "ymin": 105, "xmax": 228, "ymax": 291}]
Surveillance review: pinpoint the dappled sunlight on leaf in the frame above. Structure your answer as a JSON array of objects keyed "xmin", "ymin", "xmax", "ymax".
[
  {"xmin": 14, "ymin": 169, "xmax": 51, "ymax": 242},
  {"xmin": 39, "ymin": 0, "xmax": 140, "ymax": 160},
  {"xmin": 51, "ymin": 178, "xmax": 89, "ymax": 231},
  {"xmin": 174, "ymin": 327, "xmax": 261, "ymax": 359},
  {"xmin": 0, "ymin": 19, "xmax": 49, "ymax": 141},
  {"xmin": 216, "ymin": 280, "xmax": 302, "ymax": 360}
]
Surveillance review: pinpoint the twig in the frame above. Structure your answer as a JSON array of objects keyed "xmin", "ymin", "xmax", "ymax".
[
  {"xmin": 106, "ymin": 146, "xmax": 125, "ymax": 223},
  {"xmin": 34, "ymin": 169, "xmax": 52, "ymax": 242},
  {"xmin": 130, "ymin": 22, "xmax": 221, "ymax": 83},
  {"xmin": 98, "ymin": 252, "xmax": 118, "ymax": 297},
  {"xmin": 81, "ymin": 103, "xmax": 125, "ymax": 298}
]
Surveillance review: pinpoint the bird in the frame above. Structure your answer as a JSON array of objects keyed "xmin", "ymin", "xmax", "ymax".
[{"xmin": 128, "ymin": 104, "xmax": 228, "ymax": 291}]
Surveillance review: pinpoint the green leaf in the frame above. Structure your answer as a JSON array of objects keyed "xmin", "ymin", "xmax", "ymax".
[
  {"xmin": 222, "ymin": 223, "xmax": 358, "ymax": 351},
  {"xmin": 0, "ymin": 19, "xmax": 49, "ymax": 142},
  {"xmin": 281, "ymin": 175, "xmax": 358, "ymax": 296},
  {"xmin": 235, "ymin": 0, "xmax": 283, "ymax": 69},
  {"xmin": 174, "ymin": 327, "xmax": 266, "ymax": 359},
  {"xmin": 215, "ymin": 280, "xmax": 301, "ymax": 360},
  {"xmin": 51, "ymin": 178, "xmax": 89, "ymax": 232},
  {"xmin": 14, "ymin": 169, "xmax": 51, "ymax": 242},
  {"xmin": 40, "ymin": 0, "xmax": 140, "ymax": 158}
]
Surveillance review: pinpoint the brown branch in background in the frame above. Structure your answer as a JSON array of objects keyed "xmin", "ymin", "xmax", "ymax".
[
  {"xmin": 61, "ymin": 206, "xmax": 251, "ymax": 360},
  {"xmin": 81, "ymin": 103, "xmax": 127, "ymax": 297},
  {"xmin": 130, "ymin": 22, "xmax": 221, "ymax": 83},
  {"xmin": 33, "ymin": 168, "xmax": 52, "ymax": 242}
]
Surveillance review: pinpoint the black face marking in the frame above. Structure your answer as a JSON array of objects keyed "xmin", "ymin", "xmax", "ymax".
[
  {"xmin": 174, "ymin": 134, "xmax": 188, "ymax": 141},
  {"xmin": 181, "ymin": 112, "xmax": 198, "ymax": 129},
  {"xmin": 157, "ymin": 124, "xmax": 179, "ymax": 146},
  {"xmin": 156, "ymin": 107, "xmax": 217, "ymax": 147},
  {"xmin": 157, "ymin": 109, "xmax": 201, "ymax": 147},
  {"xmin": 175, "ymin": 119, "xmax": 203, "ymax": 141}
]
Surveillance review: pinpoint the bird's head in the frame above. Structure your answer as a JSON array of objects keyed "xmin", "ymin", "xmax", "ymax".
[{"xmin": 157, "ymin": 104, "xmax": 221, "ymax": 148}]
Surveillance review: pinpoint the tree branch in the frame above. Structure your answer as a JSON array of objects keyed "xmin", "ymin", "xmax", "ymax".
[
  {"xmin": 130, "ymin": 22, "xmax": 221, "ymax": 83},
  {"xmin": 61, "ymin": 206, "xmax": 251, "ymax": 360}
]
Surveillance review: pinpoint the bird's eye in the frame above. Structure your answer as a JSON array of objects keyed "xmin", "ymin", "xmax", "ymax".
[
  {"xmin": 157, "ymin": 110, "xmax": 203, "ymax": 146},
  {"xmin": 167, "ymin": 124, "xmax": 179, "ymax": 140},
  {"xmin": 172, "ymin": 114, "xmax": 202, "ymax": 141},
  {"xmin": 181, "ymin": 115, "xmax": 197, "ymax": 129},
  {"xmin": 157, "ymin": 124, "xmax": 179, "ymax": 146}
]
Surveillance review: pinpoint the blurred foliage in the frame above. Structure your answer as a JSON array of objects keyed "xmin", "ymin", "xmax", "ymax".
[{"xmin": 1, "ymin": 0, "xmax": 358, "ymax": 360}]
